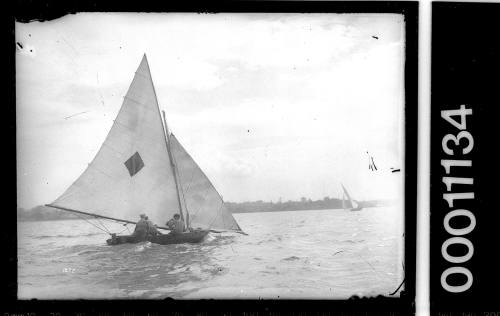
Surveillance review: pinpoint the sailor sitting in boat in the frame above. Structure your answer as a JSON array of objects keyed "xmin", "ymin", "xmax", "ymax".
[
  {"xmin": 166, "ymin": 214, "xmax": 185, "ymax": 234},
  {"xmin": 144, "ymin": 216, "xmax": 161, "ymax": 236},
  {"xmin": 132, "ymin": 213, "xmax": 149, "ymax": 241}
]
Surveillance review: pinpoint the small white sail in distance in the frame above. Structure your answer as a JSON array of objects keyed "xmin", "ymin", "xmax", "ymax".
[
  {"xmin": 341, "ymin": 183, "xmax": 360, "ymax": 210},
  {"xmin": 47, "ymin": 54, "xmax": 243, "ymax": 233}
]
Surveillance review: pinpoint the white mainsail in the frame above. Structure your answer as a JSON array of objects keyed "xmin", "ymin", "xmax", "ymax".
[{"xmin": 49, "ymin": 54, "xmax": 242, "ymax": 232}]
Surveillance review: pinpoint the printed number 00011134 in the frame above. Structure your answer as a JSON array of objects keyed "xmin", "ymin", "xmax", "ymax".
[{"xmin": 440, "ymin": 104, "xmax": 475, "ymax": 293}]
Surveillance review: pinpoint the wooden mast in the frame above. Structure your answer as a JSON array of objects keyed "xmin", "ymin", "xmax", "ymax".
[
  {"xmin": 168, "ymin": 133, "xmax": 191, "ymax": 229},
  {"xmin": 161, "ymin": 111, "xmax": 187, "ymax": 228}
]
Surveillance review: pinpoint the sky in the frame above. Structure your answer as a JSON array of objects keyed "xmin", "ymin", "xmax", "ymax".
[{"xmin": 16, "ymin": 13, "xmax": 405, "ymax": 209}]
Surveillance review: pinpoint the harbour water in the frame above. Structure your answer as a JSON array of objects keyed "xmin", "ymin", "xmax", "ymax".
[{"xmin": 18, "ymin": 207, "xmax": 404, "ymax": 299}]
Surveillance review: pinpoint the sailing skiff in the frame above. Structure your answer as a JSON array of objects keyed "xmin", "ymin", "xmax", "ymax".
[
  {"xmin": 47, "ymin": 54, "xmax": 245, "ymax": 245},
  {"xmin": 341, "ymin": 183, "xmax": 363, "ymax": 212}
]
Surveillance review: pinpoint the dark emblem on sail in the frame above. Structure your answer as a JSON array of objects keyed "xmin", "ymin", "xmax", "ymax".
[{"xmin": 124, "ymin": 151, "xmax": 144, "ymax": 176}]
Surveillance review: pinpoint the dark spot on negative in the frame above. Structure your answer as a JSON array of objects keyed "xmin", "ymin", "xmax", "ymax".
[{"xmin": 17, "ymin": 42, "xmax": 23, "ymax": 49}]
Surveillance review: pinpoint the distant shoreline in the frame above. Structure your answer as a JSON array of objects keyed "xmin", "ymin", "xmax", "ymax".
[{"xmin": 18, "ymin": 198, "xmax": 395, "ymax": 222}]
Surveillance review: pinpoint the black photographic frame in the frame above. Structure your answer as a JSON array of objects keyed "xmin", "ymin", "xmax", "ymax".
[{"xmin": 8, "ymin": 1, "xmax": 418, "ymax": 315}]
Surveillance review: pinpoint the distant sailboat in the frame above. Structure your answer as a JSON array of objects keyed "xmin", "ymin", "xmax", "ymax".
[
  {"xmin": 341, "ymin": 184, "xmax": 362, "ymax": 211},
  {"xmin": 46, "ymin": 54, "xmax": 245, "ymax": 245}
]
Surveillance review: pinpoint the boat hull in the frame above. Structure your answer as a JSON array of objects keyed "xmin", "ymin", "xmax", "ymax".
[
  {"xmin": 148, "ymin": 230, "xmax": 209, "ymax": 245},
  {"xmin": 106, "ymin": 230, "xmax": 209, "ymax": 246}
]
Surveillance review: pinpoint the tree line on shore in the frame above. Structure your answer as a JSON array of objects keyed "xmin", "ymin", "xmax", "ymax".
[
  {"xmin": 225, "ymin": 197, "xmax": 378, "ymax": 213},
  {"xmin": 17, "ymin": 197, "xmax": 390, "ymax": 222}
]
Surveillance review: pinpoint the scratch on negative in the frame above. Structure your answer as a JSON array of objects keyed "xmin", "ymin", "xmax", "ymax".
[{"xmin": 64, "ymin": 111, "xmax": 89, "ymax": 120}]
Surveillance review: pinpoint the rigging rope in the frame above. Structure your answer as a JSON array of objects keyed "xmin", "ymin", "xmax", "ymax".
[
  {"xmin": 184, "ymin": 170, "xmax": 196, "ymax": 195},
  {"xmin": 73, "ymin": 212, "xmax": 132, "ymax": 236},
  {"xmin": 116, "ymin": 224, "xmax": 131, "ymax": 235},
  {"xmin": 95, "ymin": 216, "xmax": 111, "ymax": 234},
  {"xmin": 182, "ymin": 171, "xmax": 198, "ymax": 228},
  {"xmin": 208, "ymin": 203, "xmax": 224, "ymax": 229},
  {"xmin": 169, "ymin": 142, "xmax": 190, "ymax": 228},
  {"xmin": 176, "ymin": 166, "xmax": 190, "ymax": 227},
  {"xmin": 73, "ymin": 212, "xmax": 112, "ymax": 235},
  {"xmin": 188, "ymin": 187, "xmax": 211, "ymax": 225}
]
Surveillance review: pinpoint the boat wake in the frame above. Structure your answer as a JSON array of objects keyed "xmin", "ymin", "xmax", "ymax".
[
  {"xmin": 35, "ymin": 232, "xmax": 106, "ymax": 239},
  {"xmin": 134, "ymin": 242, "xmax": 152, "ymax": 252}
]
